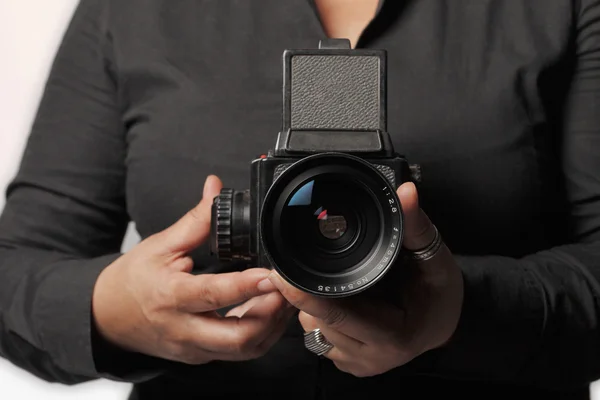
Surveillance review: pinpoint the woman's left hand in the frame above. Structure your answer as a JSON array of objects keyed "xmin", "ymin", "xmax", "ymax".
[{"xmin": 265, "ymin": 182, "xmax": 464, "ymax": 378}]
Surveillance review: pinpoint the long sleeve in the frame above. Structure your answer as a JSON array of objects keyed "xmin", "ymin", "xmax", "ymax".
[
  {"xmin": 422, "ymin": 0, "xmax": 600, "ymax": 389},
  {"xmin": 0, "ymin": 0, "xmax": 159, "ymax": 384}
]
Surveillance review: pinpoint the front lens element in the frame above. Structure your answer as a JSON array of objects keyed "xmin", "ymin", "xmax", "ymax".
[
  {"xmin": 280, "ymin": 175, "xmax": 381, "ymax": 275},
  {"xmin": 261, "ymin": 153, "xmax": 404, "ymax": 297}
]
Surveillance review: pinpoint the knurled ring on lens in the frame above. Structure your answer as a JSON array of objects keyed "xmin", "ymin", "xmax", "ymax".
[{"xmin": 304, "ymin": 328, "xmax": 334, "ymax": 356}]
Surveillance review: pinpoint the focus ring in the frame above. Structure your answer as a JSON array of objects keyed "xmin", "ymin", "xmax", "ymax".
[{"xmin": 214, "ymin": 188, "xmax": 234, "ymax": 261}]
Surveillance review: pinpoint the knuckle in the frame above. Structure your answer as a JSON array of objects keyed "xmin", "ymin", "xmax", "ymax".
[
  {"xmin": 286, "ymin": 299, "xmax": 304, "ymax": 311},
  {"xmin": 178, "ymin": 355, "xmax": 197, "ymax": 365},
  {"xmin": 248, "ymin": 342, "xmax": 269, "ymax": 359},
  {"xmin": 232, "ymin": 277, "xmax": 255, "ymax": 301},
  {"xmin": 197, "ymin": 280, "xmax": 222, "ymax": 310},
  {"xmin": 187, "ymin": 205, "xmax": 206, "ymax": 224},
  {"xmin": 352, "ymin": 369, "xmax": 373, "ymax": 378},
  {"xmin": 164, "ymin": 277, "xmax": 182, "ymax": 305},
  {"xmin": 386, "ymin": 343, "xmax": 406, "ymax": 358},
  {"xmin": 148, "ymin": 277, "xmax": 179, "ymax": 313},
  {"xmin": 164, "ymin": 330, "xmax": 210, "ymax": 365},
  {"xmin": 143, "ymin": 308, "xmax": 166, "ymax": 329},
  {"xmin": 229, "ymin": 328, "xmax": 260, "ymax": 355},
  {"xmin": 271, "ymin": 282, "xmax": 302, "ymax": 308},
  {"xmin": 409, "ymin": 220, "xmax": 434, "ymax": 248},
  {"xmin": 333, "ymin": 361, "xmax": 353, "ymax": 375},
  {"xmin": 181, "ymin": 351, "xmax": 209, "ymax": 365},
  {"xmin": 258, "ymin": 339, "xmax": 273, "ymax": 355},
  {"xmin": 380, "ymin": 334, "xmax": 418, "ymax": 361},
  {"xmin": 166, "ymin": 342, "xmax": 189, "ymax": 362},
  {"xmin": 297, "ymin": 311, "xmax": 311, "ymax": 329},
  {"xmin": 298, "ymin": 312, "xmax": 318, "ymax": 333},
  {"xmin": 286, "ymin": 292, "xmax": 306, "ymax": 310},
  {"xmin": 393, "ymin": 346, "xmax": 417, "ymax": 365},
  {"xmin": 141, "ymin": 232, "xmax": 162, "ymax": 248},
  {"xmin": 322, "ymin": 306, "xmax": 347, "ymax": 329},
  {"xmin": 141, "ymin": 293, "xmax": 171, "ymax": 326},
  {"xmin": 175, "ymin": 347, "xmax": 204, "ymax": 365},
  {"xmin": 333, "ymin": 357, "xmax": 386, "ymax": 378},
  {"xmin": 234, "ymin": 336, "xmax": 256, "ymax": 355},
  {"xmin": 351, "ymin": 362, "xmax": 379, "ymax": 378},
  {"xmin": 414, "ymin": 222, "xmax": 432, "ymax": 241},
  {"xmin": 164, "ymin": 325, "xmax": 188, "ymax": 346}
]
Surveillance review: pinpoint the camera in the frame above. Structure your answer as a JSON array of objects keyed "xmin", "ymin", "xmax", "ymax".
[{"xmin": 210, "ymin": 39, "xmax": 421, "ymax": 297}]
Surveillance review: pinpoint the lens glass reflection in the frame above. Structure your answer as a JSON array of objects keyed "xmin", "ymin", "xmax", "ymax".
[{"xmin": 280, "ymin": 174, "xmax": 380, "ymax": 274}]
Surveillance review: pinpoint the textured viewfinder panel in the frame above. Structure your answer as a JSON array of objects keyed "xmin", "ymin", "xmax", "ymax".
[{"xmin": 290, "ymin": 55, "xmax": 380, "ymax": 130}]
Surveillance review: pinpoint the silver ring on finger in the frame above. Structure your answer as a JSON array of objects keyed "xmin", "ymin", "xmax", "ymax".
[
  {"xmin": 304, "ymin": 328, "xmax": 334, "ymax": 356},
  {"xmin": 404, "ymin": 225, "xmax": 443, "ymax": 262}
]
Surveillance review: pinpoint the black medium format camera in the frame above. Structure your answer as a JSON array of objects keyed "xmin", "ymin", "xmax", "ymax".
[{"xmin": 210, "ymin": 39, "xmax": 421, "ymax": 297}]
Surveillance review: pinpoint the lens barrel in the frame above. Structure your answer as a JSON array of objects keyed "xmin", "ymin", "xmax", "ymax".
[{"xmin": 261, "ymin": 153, "xmax": 403, "ymax": 297}]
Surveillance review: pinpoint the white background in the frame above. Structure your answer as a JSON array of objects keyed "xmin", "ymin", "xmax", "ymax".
[
  {"xmin": 0, "ymin": 1, "xmax": 133, "ymax": 398},
  {"xmin": 1, "ymin": 1, "xmax": 600, "ymax": 399}
]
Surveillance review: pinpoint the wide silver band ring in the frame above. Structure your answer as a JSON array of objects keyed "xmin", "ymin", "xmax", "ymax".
[
  {"xmin": 404, "ymin": 225, "xmax": 443, "ymax": 262},
  {"xmin": 304, "ymin": 328, "xmax": 334, "ymax": 356}
]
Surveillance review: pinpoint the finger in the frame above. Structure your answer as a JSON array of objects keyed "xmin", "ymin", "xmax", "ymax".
[
  {"xmin": 332, "ymin": 360, "xmax": 376, "ymax": 378},
  {"xmin": 186, "ymin": 291, "xmax": 290, "ymax": 354},
  {"xmin": 174, "ymin": 268, "xmax": 274, "ymax": 312},
  {"xmin": 188, "ymin": 305, "xmax": 294, "ymax": 362},
  {"xmin": 233, "ymin": 292, "xmax": 295, "ymax": 356},
  {"xmin": 156, "ymin": 175, "xmax": 223, "ymax": 255},
  {"xmin": 174, "ymin": 344, "xmax": 274, "ymax": 364},
  {"xmin": 225, "ymin": 293, "xmax": 270, "ymax": 318},
  {"xmin": 235, "ymin": 290, "xmax": 290, "ymax": 324},
  {"xmin": 161, "ymin": 346, "xmax": 215, "ymax": 365},
  {"xmin": 254, "ymin": 303, "xmax": 297, "ymax": 356},
  {"xmin": 268, "ymin": 271, "xmax": 372, "ymax": 342},
  {"xmin": 331, "ymin": 360, "xmax": 357, "ymax": 376},
  {"xmin": 396, "ymin": 182, "xmax": 435, "ymax": 250},
  {"xmin": 299, "ymin": 311, "xmax": 363, "ymax": 362},
  {"xmin": 167, "ymin": 256, "xmax": 194, "ymax": 273},
  {"xmin": 161, "ymin": 344, "xmax": 260, "ymax": 365},
  {"xmin": 188, "ymin": 304, "xmax": 294, "ymax": 363}
]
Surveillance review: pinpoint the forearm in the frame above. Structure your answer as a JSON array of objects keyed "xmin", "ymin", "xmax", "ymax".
[
  {"xmin": 419, "ymin": 242, "xmax": 600, "ymax": 389},
  {"xmin": 0, "ymin": 245, "xmax": 117, "ymax": 383},
  {"xmin": 423, "ymin": 0, "xmax": 600, "ymax": 388},
  {"xmin": 0, "ymin": 245, "xmax": 165, "ymax": 384}
]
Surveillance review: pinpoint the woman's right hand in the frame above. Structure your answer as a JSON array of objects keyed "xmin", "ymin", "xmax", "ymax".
[{"xmin": 92, "ymin": 175, "xmax": 293, "ymax": 365}]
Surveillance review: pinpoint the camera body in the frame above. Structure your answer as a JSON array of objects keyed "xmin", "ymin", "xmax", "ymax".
[{"xmin": 210, "ymin": 39, "xmax": 421, "ymax": 297}]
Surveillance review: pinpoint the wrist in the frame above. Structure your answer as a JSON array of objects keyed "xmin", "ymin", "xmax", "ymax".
[
  {"xmin": 421, "ymin": 249, "xmax": 465, "ymax": 352},
  {"xmin": 91, "ymin": 257, "xmax": 134, "ymax": 353},
  {"xmin": 91, "ymin": 259, "xmax": 168, "ymax": 381}
]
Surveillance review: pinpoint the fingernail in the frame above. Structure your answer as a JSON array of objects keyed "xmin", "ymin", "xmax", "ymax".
[{"xmin": 257, "ymin": 278, "xmax": 276, "ymax": 292}]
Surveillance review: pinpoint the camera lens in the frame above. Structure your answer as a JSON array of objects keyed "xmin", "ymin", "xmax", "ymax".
[
  {"xmin": 279, "ymin": 175, "xmax": 381, "ymax": 275},
  {"xmin": 261, "ymin": 153, "xmax": 403, "ymax": 297}
]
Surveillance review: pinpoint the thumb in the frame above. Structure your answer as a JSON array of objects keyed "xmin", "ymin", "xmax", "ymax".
[
  {"xmin": 397, "ymin": 182, "xmax": 436, "ymax": 250},
  {"xmin": 158, "ymin": 175, "xmax": 223, "ymax": 254}
]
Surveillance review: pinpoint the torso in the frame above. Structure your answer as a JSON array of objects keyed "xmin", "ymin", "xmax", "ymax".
[{"xmin": 111, "ymin": 1, "xmax": 582, "ymax": 398}]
